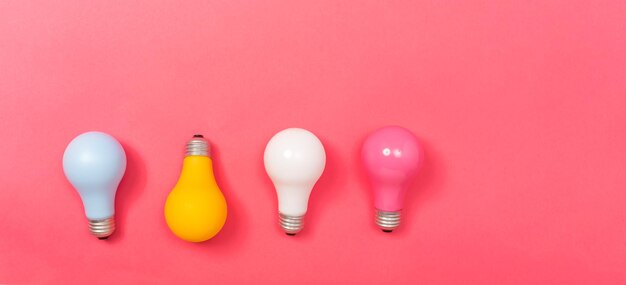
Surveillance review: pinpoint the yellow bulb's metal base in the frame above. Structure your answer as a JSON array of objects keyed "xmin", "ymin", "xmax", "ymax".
[{"xmin": 186, "ymin": 134, "xmax": 210, "ymax": 157}]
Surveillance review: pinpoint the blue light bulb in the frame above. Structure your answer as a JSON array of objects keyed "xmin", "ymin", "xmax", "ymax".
[{"xmin": 63, "ymin": 131, "xmax": 126, "ymax": 239}]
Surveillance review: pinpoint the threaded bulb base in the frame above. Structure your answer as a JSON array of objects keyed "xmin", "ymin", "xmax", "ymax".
[
  {"xmin": 375, "ymin": 210, "xmax": 401, "ymax": 232},
  {"xmin": 279, "ymin": 213, "xmax": 304, "ymax": 235},
  {"xmin": 88, "ymin": 217, "xmax": 115, "ymax": 239},
  {"xmin": 185, "ymin": 134, "xmax": 210, "ymax": 157}
]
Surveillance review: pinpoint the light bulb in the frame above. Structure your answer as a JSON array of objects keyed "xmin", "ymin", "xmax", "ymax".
[
  {"xmin": 361, "ymin": 126, "xmax": 423, "ymax": 232},
  {"xmin": 264, "ymin": 128, "xmax": 326, "ymax": 235},
  {"xmin": 164, "ymin": 134, "xmax": 227, "ymax": 242},
  {"xmin": 63, "ymin": 131, "xmax": 127, "ymax": 239}
]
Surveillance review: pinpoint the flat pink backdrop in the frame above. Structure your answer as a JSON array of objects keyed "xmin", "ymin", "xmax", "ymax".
[{"xmin": 1, "ymin": 1, "xmax": 625, "ymax": 284}]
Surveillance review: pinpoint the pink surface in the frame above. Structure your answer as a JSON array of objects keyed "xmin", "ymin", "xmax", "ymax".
[{"xmin": 1, "ymin": 1, "xmax": 625, "ymax": 284}]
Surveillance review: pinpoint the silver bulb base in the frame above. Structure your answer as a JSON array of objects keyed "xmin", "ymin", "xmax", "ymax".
[
  {"xmin": 88, "ymin": 217, "xmax": 116, "ymax": 239},
  {"xmin": 185, "ymin": 134, "xmax": 211, "ymax": 157},
  {"xmin": 279, "ymin": 213, "xmax": 304, "ymax": 235},
  {"xmin": 375, "ymin": 210, "xmax": 401, "ymax": 232}
]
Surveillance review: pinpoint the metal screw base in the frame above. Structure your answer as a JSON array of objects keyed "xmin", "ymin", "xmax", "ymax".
[
  {"xmin": 279, "ymin": 213, "xmax": 304, "ymax": 235},
  {"xmin": 88, "ymin": 217, "xmax": 116, "ymax": 239},
  {"xmin": 375, "ymin": 210, "xmax": 401, "ymax": 232},
  {"xmin": 185, "ymin": 135, "xmax": 210, "ymax": 157}
]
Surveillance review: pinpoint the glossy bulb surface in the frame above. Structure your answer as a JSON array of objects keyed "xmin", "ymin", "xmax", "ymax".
[
  {"xmin": 63, "ymin": 131, "xmax": 126, "ymax": 239},
  {"xmin": 264, "ymin": 128, "xmax": 326, "ymax": 235},
  {"xmin": 164, "ymin": 135, "xmax": 227, "ymax": 242},
  {"xmin": 361, "ymin": 126, "xmax": 422, "ymax": 232}
]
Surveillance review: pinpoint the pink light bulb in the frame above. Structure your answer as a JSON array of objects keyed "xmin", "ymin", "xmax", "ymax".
[{"xmin": 361, "ymin": 126, "xmax": 423, "ymax": 232}]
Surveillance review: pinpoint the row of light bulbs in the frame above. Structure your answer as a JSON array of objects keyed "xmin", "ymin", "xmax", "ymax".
[{"xmin": 62, "ymin": 126, "xmax": 423, "ymax": 241}]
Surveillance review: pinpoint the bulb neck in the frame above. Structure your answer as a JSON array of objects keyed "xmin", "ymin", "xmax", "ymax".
[
  {"xmin": 79, "ymin": 189, "xmax": 116, "ymax": 220},
  {"xmin": 372, "ymin": 184, "xmax": 407, "ymax": 212},
  {"xmin": 375, "ymin": 210, "xmax": 401, "ymax": 232},
  {"xmin": 275, "ymin": 184, "xmax": 313, "ymax": 216},
  {"xmin": 279, "ymin": 213, "xmax": 304, "ymax": 235},
  {"xmin": 88, "ymin": 216, "xmax": 115, "ymax": 239},
  {"xmin": 185, "ymin": 135, "xmax": 211, "ymax": 157},
  {"xmin": 177, "ymin": 156, "xmax": 215, "ymax": 190}
]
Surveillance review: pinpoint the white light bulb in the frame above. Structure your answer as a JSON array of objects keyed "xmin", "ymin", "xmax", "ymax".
[
  {"xmin": 264, "ymin": 128, "xmax": 326, "ymax": 235},
  {"xmin": 63, "ymin": 131, "xmax": 126, "ymax": 239}
]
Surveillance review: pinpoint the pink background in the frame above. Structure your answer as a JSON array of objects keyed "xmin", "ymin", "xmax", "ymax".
[{"xmin": 1, "ymin": 1, "xmax": 625, "ymax": 284}]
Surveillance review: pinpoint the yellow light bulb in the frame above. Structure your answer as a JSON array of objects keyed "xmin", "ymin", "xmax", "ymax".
[{"xmin": 164, "ymin": 135, "xmax": 227, "ymax": 242}]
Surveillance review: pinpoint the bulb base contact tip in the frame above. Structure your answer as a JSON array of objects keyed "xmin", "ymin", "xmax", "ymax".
[
  {"xmin": 279, "ymin": 213, "xmax": 304, "ymax": 235},
  {"xmin": 88, "ymin": 217, "xmax": 115, "ymax": 239},
  {"xmin": 185, "ymin": 135, "xmax": 211, "ymax": 157},
  {"xmin": 375, "ymin": 210, "xmax": 401, "ymax": 232}
]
